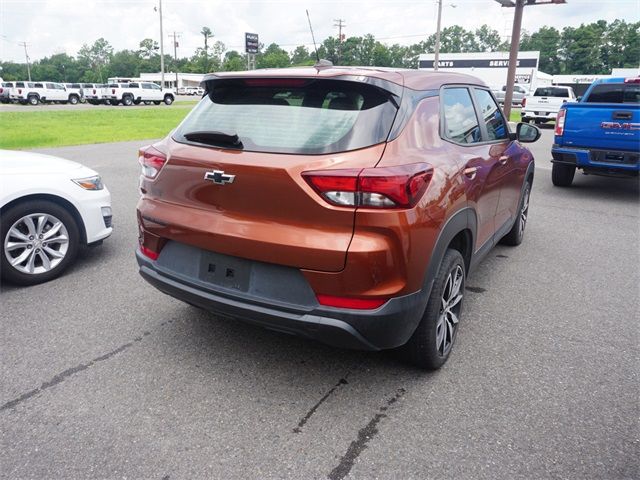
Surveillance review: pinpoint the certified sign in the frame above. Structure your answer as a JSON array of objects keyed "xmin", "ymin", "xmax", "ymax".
[{"xmin": 245, "ymin": 33, "xmax": 259, "ymax": 54}]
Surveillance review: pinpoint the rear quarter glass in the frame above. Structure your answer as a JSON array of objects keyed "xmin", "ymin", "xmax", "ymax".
[{"xmin": 172, "ymin": 78, "xmax": 399, "ymax": 155}]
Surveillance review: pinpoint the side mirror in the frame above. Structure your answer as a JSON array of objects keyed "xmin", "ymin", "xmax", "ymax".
[
  {"xmin": 576, "ymin": 96, "xmax": 583, "ymax": 102},
  {"xmin": 516, "ymin": 122, "xmax": 540, "ymax": 143}
]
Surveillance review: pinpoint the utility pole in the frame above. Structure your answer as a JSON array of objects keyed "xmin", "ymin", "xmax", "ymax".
[
  {"xmin": 333, "ymin": 19, "xmax": 345, "ymax": 64},
  {"xmin": 496, "ymin": 0, "xmax": 567, "ymax": 119},
  {"xmin": 434, "ymin": 0, "xmax": 442, "ymax": 71},
  {"xmin": 158, "ymin": 0, "xmax": 165, "ymax": 89},
  {"xmin": 19, "ymin": 42, "xmax": 31, "ymax": 81},
  {"xmin": 168, "ymin": 31, "xmax": 181, "ymax": 90}
]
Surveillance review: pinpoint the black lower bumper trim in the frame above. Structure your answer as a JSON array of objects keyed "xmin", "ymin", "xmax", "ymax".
[{"xmin": 137, "ymin": 250, "xmax": 426, "ymax": 351}]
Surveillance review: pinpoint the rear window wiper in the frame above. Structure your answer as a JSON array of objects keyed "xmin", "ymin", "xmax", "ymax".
[{"xmin": 183, "ymin": 130, "xmax": 243, "ymax": 149}]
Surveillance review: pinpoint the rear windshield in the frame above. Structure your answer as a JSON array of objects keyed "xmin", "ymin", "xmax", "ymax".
[
  {"xmin": 108, "ymin": 83, "xmax": 120, "ymax": 88},
  {"xmin": 15, "ymin": 82, "xmax": 25, "ymax": 87},
  {"xmin": 2, "ymin": 82, "xmax": 13, "ymax": 87},
  {"xmin": 173, "ymin": 78, "xmax": 398, "ymax": 154},
  {"xmin": 534, "ymin": 87, "xmax": 570, "ymax": 98},
  {"xmin": 585, "ymin": 83, "xmax": 640, "ymax": 104}
]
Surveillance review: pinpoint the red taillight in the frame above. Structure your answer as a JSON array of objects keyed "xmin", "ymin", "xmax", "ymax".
[
  {"xmin": 521, "ymin": 97, "xmax": 526, "ymax": 108},
  {"xmin": 138, "ymin": 145, "xmax": 167, "ymax": 179},
  {"xmin": 18, "ymin": 89, "xmax": 22, "ymax": 94},
  {"xmin": 316, "ymin": 294, "xmax": 387, "ymax": 310},
  {"xmin": 140, "ymin": 245, "xmax": 159, "ymax": 260},
  {"xmin": 93, "ymin": 88, "xmax": 96, "ymax": 94},
  {"xmin": 624, "ymin": 77, "xmax": 640, "ymax": 84},
  {"xmin": 555, "ymin": 109, "xmax": 567, "ymax": 136},
  {"xmin": 0, "ymin": 88, "xmax": 3, "ymax": 94},
  {"xmin": 302, "ymin": 163, "xmax": 433, "ymax": 209}
]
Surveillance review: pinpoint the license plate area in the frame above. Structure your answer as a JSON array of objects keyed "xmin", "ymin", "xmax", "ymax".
[{"xmin": 199, "ymin": 251, "xmax": 250, "ymax": 292}]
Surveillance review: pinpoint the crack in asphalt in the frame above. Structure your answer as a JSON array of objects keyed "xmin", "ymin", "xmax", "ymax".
[
  {"xmin": 328, "ymin": 387, "xmax": 407, "ymax": 480},
  {"xmin": 293, "ymin": 377, "xmax": 349, "ymax": 434},
  {"xmin": 0, "ymin": 320, "xmax": 176, "ymax": 412}
]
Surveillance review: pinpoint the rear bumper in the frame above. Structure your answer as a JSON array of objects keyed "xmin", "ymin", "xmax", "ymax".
[
  {"xmin": 552, "ymin": 146, "xmax": 640, "ymax": 173},
  {"xmin": 522, "ymin": 110, "xmax": 557, "ymax": 121},
  {"xmin": 136, "ymin": 245, "xmax": 427, "ymax": 351}
]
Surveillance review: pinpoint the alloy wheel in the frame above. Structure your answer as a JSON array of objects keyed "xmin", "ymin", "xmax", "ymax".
[
  {"xmin": 518, "ymin": 185, "xmax": 531, "ymax": 238},
  {"xmin": 3, "ymin": 213, "xmax": 69, "ymax": 275},
  {"xmin": 435, "ymin": 264, "xmax": 464, "ymax": 356}
]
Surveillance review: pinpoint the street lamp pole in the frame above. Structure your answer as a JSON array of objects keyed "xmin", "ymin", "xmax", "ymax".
[
  {"xmin": 496, "ymin": 0, "xmax": 567, "ymax": 120},
  {"xmin": 502, "ymin": 0, "xmax": 524, "ymax": 120},
  {"xmin": 434, "ymin": 0, "xmax": 443, "ymax": 71},
  {"xmin": 158, "ymin": 0, "xmax": 165, "ymax": 89}
]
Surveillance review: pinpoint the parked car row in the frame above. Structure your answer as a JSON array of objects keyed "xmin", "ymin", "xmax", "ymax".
[{"xmin": 0, "ymin": 81, "xmax": 176, "ymax": 106}]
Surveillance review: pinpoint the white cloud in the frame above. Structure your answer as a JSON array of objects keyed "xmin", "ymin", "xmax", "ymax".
[{"xmin": 0, "ymin": 0, "xmax": 637, "ymax": 63}]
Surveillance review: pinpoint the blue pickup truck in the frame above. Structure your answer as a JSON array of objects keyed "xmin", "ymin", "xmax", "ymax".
[{"xmin": 551, "ymin": 77, "xmax": 639, "ymax": 186}]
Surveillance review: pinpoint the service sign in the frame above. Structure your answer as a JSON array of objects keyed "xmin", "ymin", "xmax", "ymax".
[{"xmin": 245, "ymin": 33, "xmax": 259, "ymax": 54}]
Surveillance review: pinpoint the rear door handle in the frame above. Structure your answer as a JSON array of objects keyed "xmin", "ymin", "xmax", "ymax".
[
  {"xmin": 463, "ymin": 167, "xmax": 478, "ymax": 180},
  {"xmin": 499, "ymin": 155, "xmax": 509, "ymax": 165}
]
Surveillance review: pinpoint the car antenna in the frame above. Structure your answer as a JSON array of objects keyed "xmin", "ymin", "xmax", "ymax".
[{"xmin": 306, "ymin": 9, "xmax": 320, "ymax": 63}]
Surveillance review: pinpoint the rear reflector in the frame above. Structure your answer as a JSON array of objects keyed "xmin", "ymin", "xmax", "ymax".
[
  {"xmin": 624, "ymin": 77, "xmax": 640, "ymax": 84},
  {"xmin": 140, "ymin": 245, "xmax": 159, "ymax": 260},
  {"xmin": 138, "ymin": 145, "xmax": 167, "ymax": 179},
  {"xmin": 303, "ymin": 163, "xmax": 433, "ymax": 209},
  {"xmin": 555, "ymin": 109, "xmax": 567, "ymax": 136},
  {"xmin": 521, "ymin": 97, "xmax": 526, "ymax": 108},
  {"xmin": 316, "ymin": 294, "xmax": 387, "ymax": 310}
]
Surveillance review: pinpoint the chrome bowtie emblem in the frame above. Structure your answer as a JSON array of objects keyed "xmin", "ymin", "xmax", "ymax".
[{"xmin": 204, "ymin": 170, "xmax": 235, "ymax": 185}]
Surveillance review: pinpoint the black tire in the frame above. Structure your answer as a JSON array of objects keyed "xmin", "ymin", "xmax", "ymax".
[
  {"xmin": 0, "ymin": 200, "xmax": 80, "ymax": 286},
  {"xmin": 122, "ymin": 95, "xmax": 133, "ymax": 106},
  {"xmin": 164, "ymin": 95, "xmax": 174, "ymax": 105},
  {"xmin": 153, "ymin": 101, "xmax": 161, "ymax": 105},
  {"xmin": 500, "ymin": 180, "xmax": 531, "ymax": 246},
  {"xmin": 133, "ymin": 99, "xmax": 141, "ymax": 105},
  {"xmin": 28, "ymin": 95, "xmax": 39, "ymax": 105},
  {"xmin": 400, "ymin": 249, "xmax": 466, "ymax": 370},
  {"xmin": 552, "ymin": 163, "xmax": 575, "ymax": 187},
  {"xmin": 68, "ymin": 95, "xmax": 79, "ymax": 105}
]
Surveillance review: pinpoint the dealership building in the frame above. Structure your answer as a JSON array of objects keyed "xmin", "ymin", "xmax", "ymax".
[
  {"xmin": 418, "ymin": 51, "xmax": 551, "ymax": 90},
  {"xmin": 418, "ymin": 51, "xmax": 639, "ymax": 95}
]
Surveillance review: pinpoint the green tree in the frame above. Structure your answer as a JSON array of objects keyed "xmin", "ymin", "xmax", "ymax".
[
  {"xmin": 138, "ymin": 38, "xmax": 159, "ymax": 59},
  {"xmin": 290, "ymin": 46, "xmax": 314, "ymax": 66},
  {"xmin": 256, "ymin": 43, "xmax": 290, "ymax": 68},
  {"xmin": 520, "ymin": 26, "xmax": 562, "ymax": 74},
  {"xmin": 475, "ymin": 25, "xmax": 502, "ymax": 52},
  {"xmin": 77, "ymin": 38, "xmax": 114, "ymax": 82}
]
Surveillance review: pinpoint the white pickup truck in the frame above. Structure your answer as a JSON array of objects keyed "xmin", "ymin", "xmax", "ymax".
[
  {"xmin": 521, "ymin": 86, "xmax": 577, "ymax": 124},
  {"xmin": 9, "ymin": 82, "xmax": 78, "ymax": 105},
  {"xmin": 102, "ymin": 82, "xmax": 175, "ymax": 106}
]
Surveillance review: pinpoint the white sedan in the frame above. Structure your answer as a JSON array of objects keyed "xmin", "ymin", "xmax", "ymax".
[{"xmin": 0, "ymin": 150, "xmax": 112, "ymax": 285}]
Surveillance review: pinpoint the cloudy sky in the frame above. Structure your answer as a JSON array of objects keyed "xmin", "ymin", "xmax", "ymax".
[{"xmin": 0, "ymin": 0, "xmax": 638, "ymax": 63}]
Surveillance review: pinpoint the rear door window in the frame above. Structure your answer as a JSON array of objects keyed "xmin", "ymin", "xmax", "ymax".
[
  {"xmin": 173, "ymin": 78, "xmax": 398, "ymax": 154},
  {"xmin": 585, "ymin": 83, "xmax": 640, "ymax": 104},
  {"xmin": 441, "ymin": 87, "xmax": 482, "ymax": 144},
  {"xmin": 534, "ymin": 87, "xmax": 569, "ymax": 98},
  {"xmin": 474, "ymin": 89, "xmax": 509, "ymax": 141}
]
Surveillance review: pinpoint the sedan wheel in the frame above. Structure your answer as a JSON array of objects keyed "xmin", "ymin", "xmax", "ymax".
[
  {"xmin": 1, "ymin": 201, "xmax": 79, "ymax": 285},
  {"xmin": 5, "ymin": 213, "xmax": 69, "ymax": 275}
]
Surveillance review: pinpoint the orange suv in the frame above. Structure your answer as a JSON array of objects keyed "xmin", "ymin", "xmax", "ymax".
[{"xmin": 136, "ymin": 67, "xmax": 540, "ymax": 369}]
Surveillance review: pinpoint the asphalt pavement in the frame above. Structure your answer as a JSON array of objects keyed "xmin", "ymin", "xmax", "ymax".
[{"xmin": 1, "ymin": 129, "xmax": 638, "ymax": 479}]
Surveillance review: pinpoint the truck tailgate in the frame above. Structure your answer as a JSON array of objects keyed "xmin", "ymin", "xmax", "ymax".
[{"xmin": 560, "ymin": 103, "xmax": 640, "ymax": 151}]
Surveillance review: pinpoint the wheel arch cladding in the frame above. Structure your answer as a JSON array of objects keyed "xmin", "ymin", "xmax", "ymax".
[
  {"xmin": 0, "ymin": 194, "xmax": 87, "ymax": 244},
  {"xmin": 423, "ymin": 208, "xmax": 476, "ymax": 298}
]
